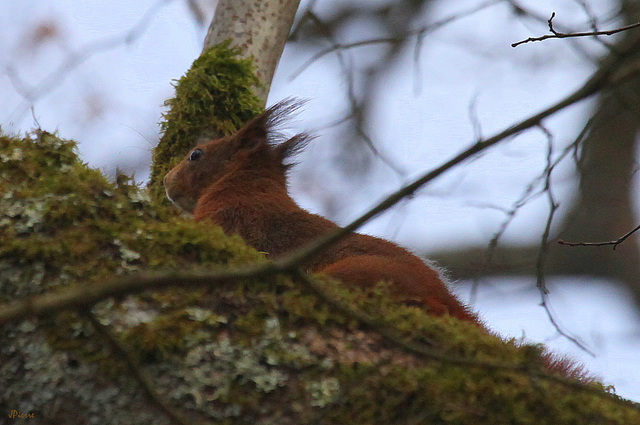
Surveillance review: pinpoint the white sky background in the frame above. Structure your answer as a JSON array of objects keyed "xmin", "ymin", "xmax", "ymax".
[{"xmin": 1, "ymin": 0, "xmax": 639, "ymax": 401}]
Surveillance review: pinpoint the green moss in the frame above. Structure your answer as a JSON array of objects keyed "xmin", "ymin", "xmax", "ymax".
[
  {"xmin": 148, "ymin": 40, "xmax": 264, "ymax": 201},
  {"xmin": 0, "ymin": 131, "xmax": 263, "ymax": 377},
  {"xmin": 0, "ymin": 131, "xmax": 259, "ymax": 297}
]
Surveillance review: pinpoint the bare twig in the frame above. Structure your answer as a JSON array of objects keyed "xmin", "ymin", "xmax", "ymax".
[
  {"xmin": 276, "ymin": 35, "xmax": 640, "ymax": 272},
  {"xmin": 512, "ymin": 12, "xmax": 640, "ymax": 48},
  {"xmin": 558, "ymin": 224, "xmax": 640, "ymax": 250},
  {"xmin": 506, "ymin": 0, "xmax": 613, "ymax": 55},
  {"xmin": 534, "ymin": 125, "xmax": 594, "ymax": 355},
  {"xmin": 535, "ymin": 124, "xmax": 558, "ymax": 297},
  {"xmin": 291, "ymin": 0, "xmax": 502, "ymax": 79}
]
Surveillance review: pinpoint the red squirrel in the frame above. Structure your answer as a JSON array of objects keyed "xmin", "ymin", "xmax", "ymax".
[
  {"xmin": 163, "ymin": 99, "xmax": 479, "ymax": 324},
  {"xmin": 163, "ymin": 100, "xmax": 591, "ymax": 380}
]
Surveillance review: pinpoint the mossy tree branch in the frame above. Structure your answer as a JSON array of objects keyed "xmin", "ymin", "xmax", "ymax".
[
  {"xmin": 3, "ymin": 131, "xmax": 640, "ymax": 422},
  {"xmin": 3, "ymin": 1, "xmax": 640, "ymax": 423}
]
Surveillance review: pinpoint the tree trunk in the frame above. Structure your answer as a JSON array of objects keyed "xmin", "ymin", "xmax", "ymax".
[
  {"xmin": 147, "ymin": 0, "xmax": 300, "ymax": 200},
  {"xmin": 204, "ymin": 0, "xmax": 301, "ymax": 103}
]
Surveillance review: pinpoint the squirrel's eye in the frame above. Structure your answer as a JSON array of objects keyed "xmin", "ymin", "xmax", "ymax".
[{"xmin": 188, "ymin": 149, "xmax": 203, "ymax": 161}]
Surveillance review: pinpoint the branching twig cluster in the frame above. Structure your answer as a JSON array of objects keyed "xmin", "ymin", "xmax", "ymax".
[
  {"xmin": 558, "ymin": 224, "xmax": 640, "ymax": 249},
  {"xmin": 291, "ymin": 8, "xmax": 409, "ymax": 181},
  {"xmin": 470, "ymin": 110, "xmax": 601, "ymax": 353},
  {"xmin": 289, "ymin": 0, "xmax": 504, "ymax": 188},
  {"xmin": 512, "ymin": 11, "xmax": 640, "ymax": 48},
  {"xmin": 533, "ymin": 125, "xmax": 594, "ymax": 355},
  {"xmin": 291, "ymin": 0, "xmax": 502, "ymax": 79}
]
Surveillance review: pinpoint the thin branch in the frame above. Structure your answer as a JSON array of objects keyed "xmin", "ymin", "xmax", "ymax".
[
  {"xmin": 534, "ymin": 124, "xmax": 594, "ymax": 355},
  {"xmin": 535, "ymin": 124, "xmax": 558, "ymax": 297},
  {"xmin": 0, "ymin": 265, "xmax": 280, "ymax": 327},
  {"xmin": 275, "ymin": 35, "xmax": 640, "ymax": 272},
  {"xmin": 298, "ymin": 11, "xmax": 407, "ymax": 179},
  {"xmin": 85, "ymin": 312, "xmax": 206, "ymax": 425},
  {"xmin": 512, "ymin": 12, "xmax": 640, "ymax": 48},
  {"xmin": 290, "ymin": 0, "xmax": 503, "ymax": 79},
  {"xmin": 558, "ymin": 224, "xmax": 640, "ymax": 250}
]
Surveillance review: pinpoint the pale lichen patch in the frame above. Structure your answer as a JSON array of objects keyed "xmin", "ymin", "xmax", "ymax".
[
  {"xmin": 0, "ymin": 147, "xmax": 24, "ymax": 162},
  {"xmin": 305, "ymin": 377, "xmax": 340, "ymax": 407}
]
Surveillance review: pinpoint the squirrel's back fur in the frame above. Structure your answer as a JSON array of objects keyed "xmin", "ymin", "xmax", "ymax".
[
  {"xmin": 163, "ymin": 99, "xmax": 478, "ymax": 322},
  {"xmin": 163, "ymin": 100, "xmax": 594, "ymax": 382}
]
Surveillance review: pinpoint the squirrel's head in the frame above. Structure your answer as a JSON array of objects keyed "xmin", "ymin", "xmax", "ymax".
[{"xmin": 163, "ymin": 99, "xmax": 311, "ymax": 214}]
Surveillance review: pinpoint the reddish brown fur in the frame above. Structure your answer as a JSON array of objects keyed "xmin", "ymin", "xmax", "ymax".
[
  {"xmin": 163, "ymin": 100, "xmax": 590, "ymax": 380},
  {"xmin": 163, "ymin": 100, "xmax": 478, "ymax": 323}
]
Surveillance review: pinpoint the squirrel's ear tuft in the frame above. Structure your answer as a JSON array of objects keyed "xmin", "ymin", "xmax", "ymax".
[
  {"xmin": 236, "ymin": 97, "xmax": 307, "ymax": 152},
  {"xmin": 276, "ymin": 133, "xmax": 314, "ymax": 172},
  {"xmin": 263, "ymin": 98, "xmax": 307, "ymax": 134}
]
